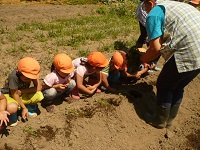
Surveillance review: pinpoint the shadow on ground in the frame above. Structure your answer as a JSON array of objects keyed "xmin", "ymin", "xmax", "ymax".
[{"xmin": 117, "ymin": 82, "xmax": 157, "ymax": 121}]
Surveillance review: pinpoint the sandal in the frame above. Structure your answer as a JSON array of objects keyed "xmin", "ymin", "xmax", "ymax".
[
  {"xmin": 45, "ymin": 105, "xmax": 55, "ymax": 112},
  {"xmin": 64, "ymin": 97, "xmax": 75, "ymax": 103}
]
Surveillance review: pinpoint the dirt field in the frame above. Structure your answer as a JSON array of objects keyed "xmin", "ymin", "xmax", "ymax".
[{"xmin": 0, "ymin": 2, "xmax": 200, "ymax": 150}]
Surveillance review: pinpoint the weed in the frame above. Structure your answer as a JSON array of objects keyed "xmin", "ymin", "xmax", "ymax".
[
  {"xmin": 0, "ymin": 27, "xmax": 5, "ymax": 34},
  {"xmin": 78, "ymin": 49, "xmax": 91, "ymax": 57},
  {"xmin": 16, "ymin": 23, "xmax": 31, "ymax": 31},
  {"xmin": 8, "ymin": 32, "xmax": 22, "ymax": 42},
  {"xmin": 96, "ymin": 6, "xmax": 107, "ymax": 15},
  {"xmin": 98, "ymin": 43, "xmax": 114, "ymax": 53},
  {"xmin": 35, "ymin": 32, "xmax": 48, "ymax": 42},
  {"xmin": 24, "ymin": 126, "xmax": 38, "ymax": 137}
]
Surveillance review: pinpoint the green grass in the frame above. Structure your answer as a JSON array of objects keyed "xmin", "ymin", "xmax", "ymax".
[
  {"xmin": 15, "ymin": 15, "xmax": 138, "ymax": 47},
  {"xmin": 9, "ymin": 1, "xmax": 139, "ymax": 50}
]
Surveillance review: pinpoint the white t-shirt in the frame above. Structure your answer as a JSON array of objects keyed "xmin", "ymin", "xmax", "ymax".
[
  {"xmin": 72, "ymin": 57, "xmax": 95, "ymax": 77},
  {"xmin": 44, "ymin": 70, "xmax": 73, "ymax": 91}
]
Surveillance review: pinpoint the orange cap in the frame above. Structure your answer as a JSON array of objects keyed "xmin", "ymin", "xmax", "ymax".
[
  {"xmin": 17, "ymin": 57, "xmax": 40, "ymax": 79},
  {"xmin": 53, "ymin": 53, "xmax": 74, "ymax": 74},
  {"xmin": 87, "ymin": 52, "xmax": 109, "ymax": 67},
  {"xmin": 190, "ymin": 0, "xmax": 200, "ymax": 4},
  {"xmin": 112, "ymin": 51, "xmax": 126, "ymax": 70}
]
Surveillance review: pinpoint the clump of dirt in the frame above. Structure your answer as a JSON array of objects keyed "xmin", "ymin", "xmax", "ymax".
[
  {"xmin": 186, "ymin": 129, "xmax": 200, "ymax": 149},
  {"xmin": 37, "ymin": 125, "xmax": 56, "ymax": 141},
  {"xmin": 4, "ymin": 143, "xmax": 13, "ymax": 150}
]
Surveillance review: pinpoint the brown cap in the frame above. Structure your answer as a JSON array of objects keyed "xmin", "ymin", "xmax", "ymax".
[
  {"xmin": 17, "ymin": 57, "xmax": 40, "ymax": 79},
  {"xmin": 87, "ymin": 52, "xmax": 109, "ymax": 67},
  {"xmin": 112, "ymin": 51, "xmax": 126, "ymax": 70},
  {"xmin": 53, "ymin": 53, "xmax": 74, "ymax": 73}
]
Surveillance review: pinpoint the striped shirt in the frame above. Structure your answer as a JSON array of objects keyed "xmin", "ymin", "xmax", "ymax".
[{"xmin": 146, "ymin": 1, "xmax": 200, "ymax": 73}]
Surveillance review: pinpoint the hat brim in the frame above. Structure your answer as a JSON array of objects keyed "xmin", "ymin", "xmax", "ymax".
[
  {"xmin": 22, "ymin": 72, "xmax": 40, "ymax": 79},
  {"xmin": 114, "ymin": 64, "xmax": 120, "ymax": 70},
  {"xmin": 137, "ymin": 48, "xmax": 147, "ymax": 53},
  {"xmin": 60, "ymin": 67, "xmax": 74, "ymax": 74},
  {"xmin": 189, "ymin": 0, "xmax": 199, "ymax": 4},
  {"xmin": 119, "ymin": 64, "xmax": 126, "ymax": 70},
  {"xmin": 98, "ymin": 59, "xmax": 109, "ymax": 68}
]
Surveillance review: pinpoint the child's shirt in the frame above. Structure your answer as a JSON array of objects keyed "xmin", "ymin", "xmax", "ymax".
[
  {"xmin": 1, "ymin": 69, "xmax": 31, "ymax": 94},
  {"xmin": 101, "ymin": 58, "xmax": 116, "ymax": 75},
  {"xmin": 43, "ymin": 70, "xmax": 73, "ymax": 91},
  {"xmin": 72, "ymin": 57, "xmax": 95, "ymax": 78}
]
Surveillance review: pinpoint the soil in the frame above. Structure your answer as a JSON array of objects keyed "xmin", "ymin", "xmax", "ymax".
[{"xmin": 0, "ymin": 2, "xmax": 200, "ymax": 150}]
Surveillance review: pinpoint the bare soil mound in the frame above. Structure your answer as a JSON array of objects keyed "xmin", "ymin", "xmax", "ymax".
[{"xmin": 0, "ymin": 3, "xmax": 199, "ymax": 150}]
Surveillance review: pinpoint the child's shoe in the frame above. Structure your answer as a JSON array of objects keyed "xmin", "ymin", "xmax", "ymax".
[
  {"xmin": 71, "ymin": 86, "xmax": 80, "ymax": 100},
  {"xmin": 9, "ymin": 113, "xmax": 18, "ymax": 127},
  {"xmin": 72, "ymin": 94, "xmax": 80, "ymax": 100},
  {"xmin": 25, "ymin": 104, "xmax": 38, "ymax": 118},
  {"xmin": 45, "ymin": 105, "xmax": 55, "ymax": 113},
  {"xmin": 64, "ymin": 96, "xmax": 75, "ymax": 103},
  {"xmin": 154, "ymin": 66, "xmax": 162, "ymax": 71},
  {"xmin": 10, "ymin": 120, "xmax": 18, "ymax": 127},
  {"xmin": 96, "ymin": 89, "xmax": 101, "ymax": 93}
]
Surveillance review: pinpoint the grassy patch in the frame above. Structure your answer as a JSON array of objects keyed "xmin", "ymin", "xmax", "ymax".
[{"xmin": 2, "ymin": 1, "xmax": 139, "ymax": 50}]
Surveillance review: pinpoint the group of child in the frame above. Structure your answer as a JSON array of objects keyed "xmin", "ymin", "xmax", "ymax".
[{"xmin": 0, "ymin": 48, "xmax": 160, "ymax": 129}]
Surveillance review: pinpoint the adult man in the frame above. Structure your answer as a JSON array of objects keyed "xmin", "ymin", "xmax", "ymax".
[{"xmin": 140, "ymin": 0, "xmax": 200, "ymax": 129}]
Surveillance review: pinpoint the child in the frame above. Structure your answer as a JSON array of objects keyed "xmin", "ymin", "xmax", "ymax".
[
  {"xmin": 72, "ymin": 52, "xmax": 109, "ymax": 99},
  {"xmin": 101, "ymin": 51, "xmax": 127, "ymax": 93},
  {"xmin": 0, "ymin": 92, "xmax": 11, "ymax": 129},
  {"xmin": 101, "ymin": 49, "xmax": 155, "ymax": 93},
  {"xmin": 1, "ymin": 57, "xmax": 44, "ymax": 126},
  {"xmin": 42, "ymin": 53, "xmax": 76, "ymax": 112}
]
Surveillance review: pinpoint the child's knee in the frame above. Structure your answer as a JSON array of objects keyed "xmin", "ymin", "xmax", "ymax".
[
  {"xmin": 7, "ymin": 102, "xmax": 18, "ymax": 114},
  {"xmin": 43, "ymin": 88, "xmax": 57, "ymax": 100},
  {"xmin": 68, "ymin": 80, "xmax": 76, "ymax": 89}
]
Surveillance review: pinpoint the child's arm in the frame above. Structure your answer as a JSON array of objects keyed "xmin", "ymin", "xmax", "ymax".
[
  {"xmin": 120, "ymin": 66, "xmax": 138, "ymax": 78},
  {"xmin": 124, "ymin": 64, "xmax": 148, "ymax": 79},
  {"xmin": 19, "ymin": 79, "xmax": 42, "ymax": 94},
  {"xmin": 75, "ymin": 73, "xmax": 96, "ymax": 95},
  {"xmin": 42, "ymin": 82, "xmax": 67, "ymax": 90},
  {"xmin": 101, "ymin": 72, "xmax": 117, "ymax": 93},
  {"xmin": 0, "ymin": 94, "xmax": 10, "ymax": 127},
  {"xmin": 86, "ymin": 72, "xmax": 101, "ymax": 90},
  {"xmin": 10, "ymin": 89, "xmax": 28, "ymax": 120}
]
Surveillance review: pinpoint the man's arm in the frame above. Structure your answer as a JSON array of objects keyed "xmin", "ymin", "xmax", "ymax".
[{"xmin": 140, "ymin": 37, "xmax": 162, "ymax": 63}]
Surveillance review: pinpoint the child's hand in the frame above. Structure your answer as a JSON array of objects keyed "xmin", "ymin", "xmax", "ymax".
[
  {"xmin": 107, "ymin": 87, "xmax": 118, "ymax": 94},
  {"xmin": 22, "ymin": 108, "xmax": 28, "ymax": 120},
  {"xmin": 86, "ymin": 85, "xmax": 96, "ymax": 90},
  {"xmin": 0, "ymin": 111, "xmax": 10, "ymax": 126},
  {"xmin": 135, "ymin": 72, "xmax": 142, "ymax": 79},
  {"xmin": 17, "ymin": 90, "xmax": 22, "ymax": 96},
  {"xmin": 88, "ymin": 88, "xmax": 97, "ymax": 95},
  {"xmin": 149, "ymin": 63, "xmax": 156, "ymax": 70},
  {"xmin": 143, "ymin": 63, "xmax": 150, "ymax": 68},
  {"xmin": 56, "ymin": 84, "xmax": 68, "ymax": 90}
]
